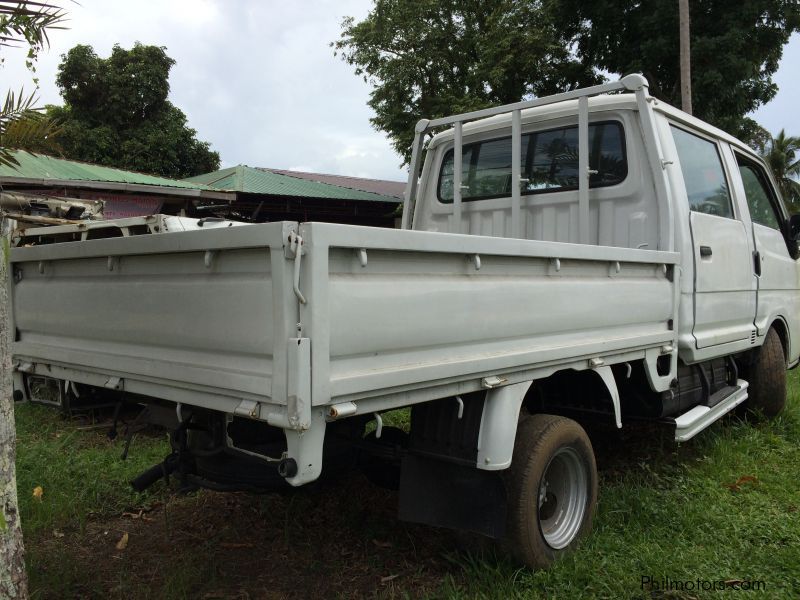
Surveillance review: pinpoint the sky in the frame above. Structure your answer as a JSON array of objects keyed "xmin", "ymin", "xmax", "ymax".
[
  {"xmin": 751, "ymin": 32, "xmax": 800, "ymax": 136},
  {"xmin": 1, "ymin": 1, "xmax": 798, "ymax": 183}
]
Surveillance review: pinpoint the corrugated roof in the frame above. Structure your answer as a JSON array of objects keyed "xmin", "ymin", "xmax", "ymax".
[
  {"xmin": 184, "ymin": 165, "xmax": 401, "ymax": 203},
  {"xmin": 0, "ymin": 150, "xmax": 229, "ymax": 197},
  {"xmin": 263, "ymin": 169, "xmax": 406, "ymax": 199}
]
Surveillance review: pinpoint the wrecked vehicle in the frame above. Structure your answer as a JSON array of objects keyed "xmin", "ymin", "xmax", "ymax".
[{"xmin": 9, "ymin": 74, "xmax": 800, "ymax": 569}]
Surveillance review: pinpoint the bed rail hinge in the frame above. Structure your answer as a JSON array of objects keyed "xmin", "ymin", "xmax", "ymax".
[{"xmin": 287, "ymin": 337, "xmax": 311, "ymax": 430}]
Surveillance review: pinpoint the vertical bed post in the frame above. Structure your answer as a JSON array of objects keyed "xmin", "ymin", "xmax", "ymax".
[
  {"xmin": 453, "ymin": 121, "xmax": 463, "ymax": 233},
  {"xmin": 578, "ymin": 95, "xmax": 590, "ymax": 244},
  {"xmin": 511, "ymin": 109, "xmax": 522, "ymax": 239},
  {"xmin": 401, "ymin": 120, "xmax": 429, "ymax": 230}
]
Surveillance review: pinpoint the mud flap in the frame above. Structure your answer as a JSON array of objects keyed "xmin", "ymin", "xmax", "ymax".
[{"xmin": 398, "ymin": 454, "xmax": 507, "ymax": 538}]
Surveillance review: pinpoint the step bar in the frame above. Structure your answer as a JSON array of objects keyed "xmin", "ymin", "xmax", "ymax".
[{"xmin": 671, "ymin": 379, "xmax": 749, "ymax": 442}]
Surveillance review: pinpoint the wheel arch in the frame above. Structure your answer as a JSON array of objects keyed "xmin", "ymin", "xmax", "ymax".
[
  {"xmin": 477, "ymin": 366, "xmax": 620, "ymax": 472},
  {"xmin": 768, "ymin": 316, "xmax": 790, "ymax": 364}
]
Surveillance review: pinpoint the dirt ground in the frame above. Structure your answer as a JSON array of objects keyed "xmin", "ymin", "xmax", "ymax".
[
  {"xmin": 29, "ymin": 471, "xmax": 478, "ymax": 599},
  {"xmin": 24, "ymin": 411, "xmax": 677, "ymax": 599}
]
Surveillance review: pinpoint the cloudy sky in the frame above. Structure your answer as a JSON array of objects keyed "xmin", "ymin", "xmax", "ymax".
[{"xmin": 2, "ymin": 0, "xmax": 798, "ymax": 182}]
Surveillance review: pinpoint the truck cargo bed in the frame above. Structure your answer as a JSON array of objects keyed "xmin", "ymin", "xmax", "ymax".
[{"xmin": 10, "ymin": 220, "xmax": 680, "ymax": 424}]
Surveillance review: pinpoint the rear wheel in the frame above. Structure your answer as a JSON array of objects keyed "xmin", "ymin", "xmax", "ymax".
[
  {"xmin": 743, "ymin": 328, "xmax": 786, "ymax": 419},
  {"xmin": 504, "ymin": 414, "xmax": 597, "ymax": 569}
]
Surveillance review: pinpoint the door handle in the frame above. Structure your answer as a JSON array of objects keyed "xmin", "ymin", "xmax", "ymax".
[
  {"xmin": 699, "ymin": 245, "xmax": 712, "ymax": 257},
  {"xmin": 753, "ymin": 250, "xmax": 761, "ymax": 276}
]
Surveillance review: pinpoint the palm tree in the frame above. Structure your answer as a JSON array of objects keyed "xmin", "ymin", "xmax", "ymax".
[
  {"xmin": 1, "ymin": 3, "xmax": 67, "ymax": 598},
  {"xmin": 0, "ymin": 0, "xmax": 66, "ymax": 168},
  {"xmin": 762, "ymin": 129, "xmax": 800, "ymax": 211},
  {"xmin": 0, "ymin": 90, "xmax": 63, "ymax": 167}
]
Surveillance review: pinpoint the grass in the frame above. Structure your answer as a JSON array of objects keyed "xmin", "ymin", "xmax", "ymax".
[
  {"xmin": 13, "ymin": 373, "xmax": 800, "ymax": 599},
  {"xmin": 15, "ymin": 405, "xmax": 173, "ymax": 598},
  {"xmin": 15, "ymin": 404, "xmax": 170, "ymax": 536}
]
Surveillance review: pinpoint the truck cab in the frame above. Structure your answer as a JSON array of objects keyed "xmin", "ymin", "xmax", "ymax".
[{"xmin": 406, "ymin": 81, "xmax": 800, "ymax": 369}]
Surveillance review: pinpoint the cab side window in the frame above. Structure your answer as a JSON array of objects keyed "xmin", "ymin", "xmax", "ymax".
[
  {"xmin": 671, "ymin": 126, "xmax": 733, "ymax": 218},
  {"xmin": 736, "ymin": 156, "xmax": 782, "ymax": 230}
]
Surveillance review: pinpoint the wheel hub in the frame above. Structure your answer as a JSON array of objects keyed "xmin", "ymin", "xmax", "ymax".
[{"xmin": 537, "ymin": 446, "xmax": 588, "ymax": 549}]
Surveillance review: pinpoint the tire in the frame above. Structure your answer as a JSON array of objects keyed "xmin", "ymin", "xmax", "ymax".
[
  {"xmin": 744, "ymin": 328, "xmax": 786, "ymax": 419},
  {"xmin": 504, "ymin": 414, "xmax": 598, "ymax": 570}
]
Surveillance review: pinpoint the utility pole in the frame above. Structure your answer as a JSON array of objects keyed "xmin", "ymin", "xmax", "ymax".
[{"xmin": 679, "ymin": 0, "xmax": 692, "ymax": 114}]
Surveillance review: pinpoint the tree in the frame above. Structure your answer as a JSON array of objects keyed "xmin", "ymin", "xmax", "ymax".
[
  {"xmin": 336, "ymin": 0, "xmax": 800, "ymax": 160},
  {"xmin": 762, "ymin": 129, "xmax": 800, "ymax": 210},
  {"xmin": 554, "ymin": 0, "xmax": 799, "ymax": 139},
  {"xmin": 334, "ymin": 0, "xmax": 601, "ymax": 162},
  {"xmin": 2, "ymin": 2, "xmax": 66, "ymax": 595},
  {"xmin": 0, "ymin": 230, "xmax": 26, "ymax": 599},
  {"xmin": 0, "ymin": 1, "xmax": 65, "ymax": 167},
  {"xmin": 47, "ymin": 43, "xmax": 220, "ymax": 178},
  {"xmin": 0, "ymin": 0, "xmax": 66, "ymax": 70},
  {"xmin": 1, "ymin": 91, "xmax": 62, "ymax": 165}
]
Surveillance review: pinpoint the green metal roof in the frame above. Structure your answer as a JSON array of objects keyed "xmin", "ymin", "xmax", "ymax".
[
  {"xmin": 0, "ymin": 150, "xmax": 229, "ymax": 196},
  {"xmin": 184, "ymin": 165, "xmax": 400, "ymax": 203}
]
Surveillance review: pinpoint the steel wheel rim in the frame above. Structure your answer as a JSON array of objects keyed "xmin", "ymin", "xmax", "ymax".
[{"xmin": 537, "ymin": 446, "xmax": 588, "ymax": 549}]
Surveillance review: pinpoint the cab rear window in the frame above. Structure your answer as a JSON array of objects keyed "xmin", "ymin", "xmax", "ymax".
[{"xmin": 437, "ymin": 121, "xmax": 627, "ymax": 203}]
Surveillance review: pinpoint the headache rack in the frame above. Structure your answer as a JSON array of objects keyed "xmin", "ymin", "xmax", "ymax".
[{"xmin": 400, "ymin": 73, "xmax": 673, "ymax": 250}]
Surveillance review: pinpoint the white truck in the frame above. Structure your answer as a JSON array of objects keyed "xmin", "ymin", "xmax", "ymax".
[{"xmin": 8, "ymin": 75, "xmax": 799, "ymax": 569}]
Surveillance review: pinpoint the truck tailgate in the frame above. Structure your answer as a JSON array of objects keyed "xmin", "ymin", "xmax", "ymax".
[{"xmin": 10, "ymin": 221, "xmax": 298, "ymax": 409}]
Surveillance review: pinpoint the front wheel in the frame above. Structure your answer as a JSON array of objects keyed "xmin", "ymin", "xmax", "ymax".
[
  {"xmin": 743, "ymin": 328, "xmax": 786, "ymax": 419},
  {"xmin": 504, "ymin": 414, "xmax": 598, "ymax": 570}
]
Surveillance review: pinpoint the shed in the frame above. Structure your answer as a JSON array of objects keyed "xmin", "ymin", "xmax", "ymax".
[
  {"xmin": 0, "ymin": 150, "xmax": 234, "ymax": 219},
  {"xmin": 184, "ymin": 165, "xmax": 402, "ymax": 227}
]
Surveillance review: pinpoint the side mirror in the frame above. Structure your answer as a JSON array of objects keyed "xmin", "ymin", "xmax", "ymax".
[
  {"xmin": 785, "ymin": 214, "xmax": 800, "ymax": 260},
  {"xmin": 789, "ymin": 214, "xmax": 800, "ymax": 241}
]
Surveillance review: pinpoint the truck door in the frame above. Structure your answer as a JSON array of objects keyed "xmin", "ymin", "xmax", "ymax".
[
  {"xmin": 671, "ymin": 125, "xmax": 756, "ymax": 348},
  {"xmin": 731, "ymin": 152, "xmax": 800, "ymax": 339}
]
